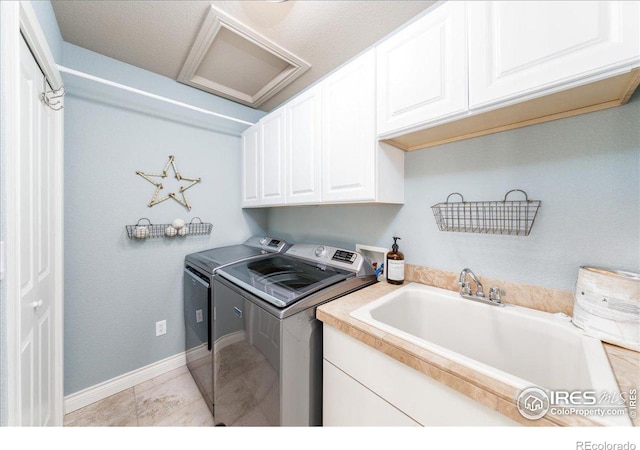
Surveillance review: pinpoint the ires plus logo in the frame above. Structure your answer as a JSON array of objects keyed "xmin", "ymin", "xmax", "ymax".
[{"xmin": 517, "ymin": 387, "xmax": 635, "ymax": 421}]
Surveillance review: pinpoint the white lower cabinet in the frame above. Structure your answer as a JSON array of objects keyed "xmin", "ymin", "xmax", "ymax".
[
  {"xmin": 323, "ymin": 325, "xmax": 518, "ymax": 426},
  {"xmin": 323, "ymin": 359, "xmax": 419, "ymax": 426}
]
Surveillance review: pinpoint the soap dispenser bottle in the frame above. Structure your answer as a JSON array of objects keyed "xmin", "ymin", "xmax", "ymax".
[{"xmin": 386, "ymin": 236, "xmax": 405, "ymax": 285}]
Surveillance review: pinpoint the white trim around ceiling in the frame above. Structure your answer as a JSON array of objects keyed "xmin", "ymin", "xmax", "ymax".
[{"xmin": 178, "ymin": 5, "xmax": 311, "ymax": 109}]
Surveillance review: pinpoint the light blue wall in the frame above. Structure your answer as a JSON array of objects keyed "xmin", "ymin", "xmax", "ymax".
[
  {"xmin": 62, "ymin": 44, "xmax": 267, "ymax": 395},
  {"xmin": 268, "ymin": 93, "xmax": 640, "ymax": 293}
]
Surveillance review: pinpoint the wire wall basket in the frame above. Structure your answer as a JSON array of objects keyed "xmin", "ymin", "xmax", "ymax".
[
  {"xmin": 431, "ymin": 189, "xmax": 541, "ymax": 236},
  {"xmin": 126, "ymin": 217, "xmax": 213, "ymax": 239}
]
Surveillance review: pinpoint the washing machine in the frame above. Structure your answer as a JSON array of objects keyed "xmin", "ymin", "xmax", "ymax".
[{"xmin": 212, "ymin": 243, "xmax": 377, "ymax": 425}]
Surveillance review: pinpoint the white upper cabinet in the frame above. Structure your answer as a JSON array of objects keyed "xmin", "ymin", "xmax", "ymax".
[
  {"xmin": 322, "ymin": 49, "xmax": 377, "ymax": 203},
  {"xmin": 242, "ymin": 0, "xmax": 640, "ymax": 201},
  {"xmin": 241, "ymin": 49, "xmax": 403, "ymax": 208},
  {"xmin": 468, "ymin": 1, "xmax": 640, "ymax": 110},
  {"xmin": 378, "ymin": 0, "xmax": 640, "ymax": 151},
  {"xmin": 259, "ymin": 107, "xmax": 286, "ymax": 206},
  {"xmin": 376, "ymin": 1, "xmax": 468, "ymax": 136},
  {"xmin": 241, "ymin": 124, "xmax": 260, "ymax": 207},
  {"xmin": 285, "ymin": 85, "xmax": 322, "ymax": 205}
]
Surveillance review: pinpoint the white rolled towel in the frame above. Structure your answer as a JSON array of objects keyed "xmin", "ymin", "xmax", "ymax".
[{"xmin": 134, "ymin": 226, "xmax": 149, "ymax": 239}]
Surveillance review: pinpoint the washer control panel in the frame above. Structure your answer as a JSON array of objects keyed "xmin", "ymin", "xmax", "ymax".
[
  {"xmin": 244, "ymin": 236, "xmax": 289, "ymax": 253},
  {"xmin": 331, "ymin": 249, "xmax": 358, "ymax": 264},
  {"xmin": 286, "ymin": 243, "xmax": 367, "ymax": 273}
]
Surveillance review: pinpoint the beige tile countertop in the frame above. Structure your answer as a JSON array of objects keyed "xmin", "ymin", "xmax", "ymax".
[{"xmin": 317, "ymin": 281, "xmax": 640, "ymax": 427}]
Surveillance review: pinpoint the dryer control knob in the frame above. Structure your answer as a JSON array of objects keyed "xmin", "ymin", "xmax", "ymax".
[{"xmin": 315, "ymin": 246, "xmax": 326, "ymax": 257}]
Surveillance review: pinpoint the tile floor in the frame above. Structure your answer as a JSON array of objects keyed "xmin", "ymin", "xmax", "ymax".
[{"xmin": 64, "ymin": 365, "xmax": 214, "ymax": 426}]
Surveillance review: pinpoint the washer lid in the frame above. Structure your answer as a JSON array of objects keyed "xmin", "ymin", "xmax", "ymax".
[
  {"xmin": 185, "ymin": 237, "xmax": 289, "ymax": 274},
  {"xmin": 217, "ymin": 254, "xmax": 353, "ymax": 308},
  {"xmin": 186, "ymin": 245, "xmax": 266, "ymax": 274}
]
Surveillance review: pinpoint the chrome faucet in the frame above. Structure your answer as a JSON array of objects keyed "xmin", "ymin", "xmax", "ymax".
[
  {"xmin": 459, "ymin": 268, "xmax": 484, "ymax": 297},
  {"xmin": 458, "ymin": 268, "xmax": 504, "ymax": 307}
]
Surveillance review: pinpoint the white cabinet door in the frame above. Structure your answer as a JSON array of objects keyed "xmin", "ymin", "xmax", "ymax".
[
  {"xmin": 323, "ymin": 359, "xmax": 420, "ymax": 426},
  {"xmin": 241, "ymin": 124, "xmax": 260, "ymax": 207},
  {"xmin": 285, "ymin": 85, "xmax": 322, "ymax": 205},
  {"xmin": 377, "ymin": 1, "xmax": 467, "ymax": 136},
  {"xmin": 259, "ymin": 108, "xmax": 286, "ymax": 206},
  {"xmin": 469, "ymin": 1, "xmax": 640, "ymax": 110},
  {"xmin": 322, "ymin": 49, "xmax": 376, "ymax": 203}
]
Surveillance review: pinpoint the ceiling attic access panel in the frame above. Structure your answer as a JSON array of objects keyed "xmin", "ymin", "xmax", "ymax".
[{"xmin": 178, "ymin": 5, "xmax": 310, "ymax": 109}]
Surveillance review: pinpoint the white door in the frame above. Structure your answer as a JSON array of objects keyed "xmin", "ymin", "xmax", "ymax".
[
  {"xmin": 468, "ymin": 1, "xmax": 640, "ymax": 110},
  {"xmin": 285, "ymin": 85, "xmax": 322, "ymax": 205},
  {"xmin": 376, "ymin": 1, "xmax": 468, "ymax": 136},
  {"xmin": 259, "ymin": 108, "xmax": 286, "ymax": 206},
  {"xmin": 17, "ymin": 36, "xmax": 59, "ymax": 426},
  {"xmin": 322, "ymin": 49, "xmax": 376, "ymax": 203},
  {"xmin": 241, "ymin": 124, "xmax": 260, "ymax": 207}
]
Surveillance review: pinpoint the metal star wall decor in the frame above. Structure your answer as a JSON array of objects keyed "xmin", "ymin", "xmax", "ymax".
[{"xmin": 136, "ymin": 155, "xmax": 201, "ymax": 211}]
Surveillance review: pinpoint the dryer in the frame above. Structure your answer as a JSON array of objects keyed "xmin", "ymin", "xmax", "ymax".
[{"xmin": 183, "ymin": 236, "xmax": 289, "ymax": 414}]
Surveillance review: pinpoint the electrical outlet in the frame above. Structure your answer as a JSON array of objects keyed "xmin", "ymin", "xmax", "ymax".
[
  {"xmin": 196, "ymin": 309, "xmax": 203, "ymax": 323},
  {"xmin": 156, "ymin": 320, "xmax": 166, "ymax": 336}
]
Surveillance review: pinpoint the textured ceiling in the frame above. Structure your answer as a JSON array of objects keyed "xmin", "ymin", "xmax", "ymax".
[{"xmin": 51, "ymin": 0, "xmax": 436, "ymax": 111}]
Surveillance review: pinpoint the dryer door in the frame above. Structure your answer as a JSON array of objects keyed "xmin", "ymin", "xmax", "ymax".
[{"xmin": 184, "ymin": 266, "xmax": 213, "ymax": 413}]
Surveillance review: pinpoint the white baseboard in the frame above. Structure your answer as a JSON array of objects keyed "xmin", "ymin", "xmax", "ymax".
[
  {"xmin": 64, "ymin": 351, "xmax": 187, "ymax": 414},
  {"xmin": 185, "ymin": 342, "xmax": 210, "ymax": 363}
]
